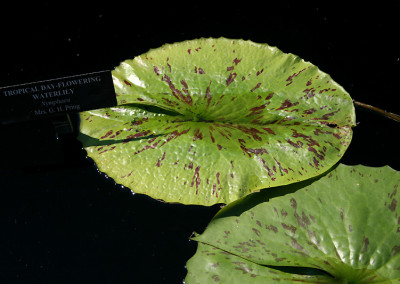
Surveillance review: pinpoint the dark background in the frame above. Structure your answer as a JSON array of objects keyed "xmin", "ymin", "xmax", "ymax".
[{"xmin": 1, "ymin": 3, "xmax": 399, "ymax": 283}]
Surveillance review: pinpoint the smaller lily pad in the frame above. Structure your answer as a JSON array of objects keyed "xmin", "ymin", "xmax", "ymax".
[
  {"xmin": 185, "ymin": 164, "xmax": 400, "ymax": 283},
  {"xmin": 79, "ymin": 38, "xmax": 356, "ymax": 206}
]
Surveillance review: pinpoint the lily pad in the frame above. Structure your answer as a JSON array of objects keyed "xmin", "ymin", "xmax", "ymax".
[
  {"xmin": 79, "ymin": 38, "xmax": 356, "ymax": 205},
  {"xmin": 185, "ymin": 164, "xmax": 400, "ymax": 283}
]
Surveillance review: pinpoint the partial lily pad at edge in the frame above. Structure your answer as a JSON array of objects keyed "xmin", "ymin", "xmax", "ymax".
[
  {"xmin": 79, "ymin": 37, "xmax": 356, "ymax": 205},
  {"xmin": 186, "ymin": 164, "xmax": 400, "ymax": 283}
]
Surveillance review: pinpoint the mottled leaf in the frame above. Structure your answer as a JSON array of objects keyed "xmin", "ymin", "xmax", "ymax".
[
  {"xmin": 79, "ymin": 38, "xmax": 356, "ymax": 205},
  {"xmin": 186, "ymin": 164, "xmax": 400, "ymax": 283},
  {"xmin": 186, "ymin": 242, "xmax": 331, "ymax": 283}
]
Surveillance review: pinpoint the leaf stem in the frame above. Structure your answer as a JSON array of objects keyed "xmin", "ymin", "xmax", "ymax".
[{"xmin": 353, "ymin": 100, "xmax": 400, "ymax": 123}]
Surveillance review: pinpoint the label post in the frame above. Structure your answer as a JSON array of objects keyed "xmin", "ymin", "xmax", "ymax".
[{"xmin": 1, "ymin": 70, "xmax": 117, "ymax": 124}]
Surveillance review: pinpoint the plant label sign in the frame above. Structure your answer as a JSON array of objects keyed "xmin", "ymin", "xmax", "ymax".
[{"xmin": 1, "ymin": 70, "xmax": 117, "ymax": 124}]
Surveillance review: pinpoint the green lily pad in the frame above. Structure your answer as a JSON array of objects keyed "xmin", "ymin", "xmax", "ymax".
[
  {"xmin": 79, "ymin": 38, "xmax": 356, "ymax": 205},
  {"xmin": 186, "ymin": 164, "xmax": 400, "ymax": 283}
]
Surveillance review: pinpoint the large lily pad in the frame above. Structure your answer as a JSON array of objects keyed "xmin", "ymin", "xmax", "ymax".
[
  {"xmin": 79, "ymin": 38, "xmax": 356, "ymax": 205},
  {"xmin": 186, "ymin": 164, "xmax": 400, "ymax": 283}
]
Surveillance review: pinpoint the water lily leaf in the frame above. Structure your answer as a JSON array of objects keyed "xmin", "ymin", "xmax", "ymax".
[
  {"xmin": 186, "ymin": 164, "xmax": 400, "ymax": 283},
  {"xmin": 79, "ymin": 38, "xmax": 356, "ymax": 205}
]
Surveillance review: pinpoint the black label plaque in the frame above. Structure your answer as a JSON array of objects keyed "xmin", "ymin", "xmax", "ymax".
[{"xmin": 1, "ymin": 70, "xmax": 117, "ymax": 124}]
